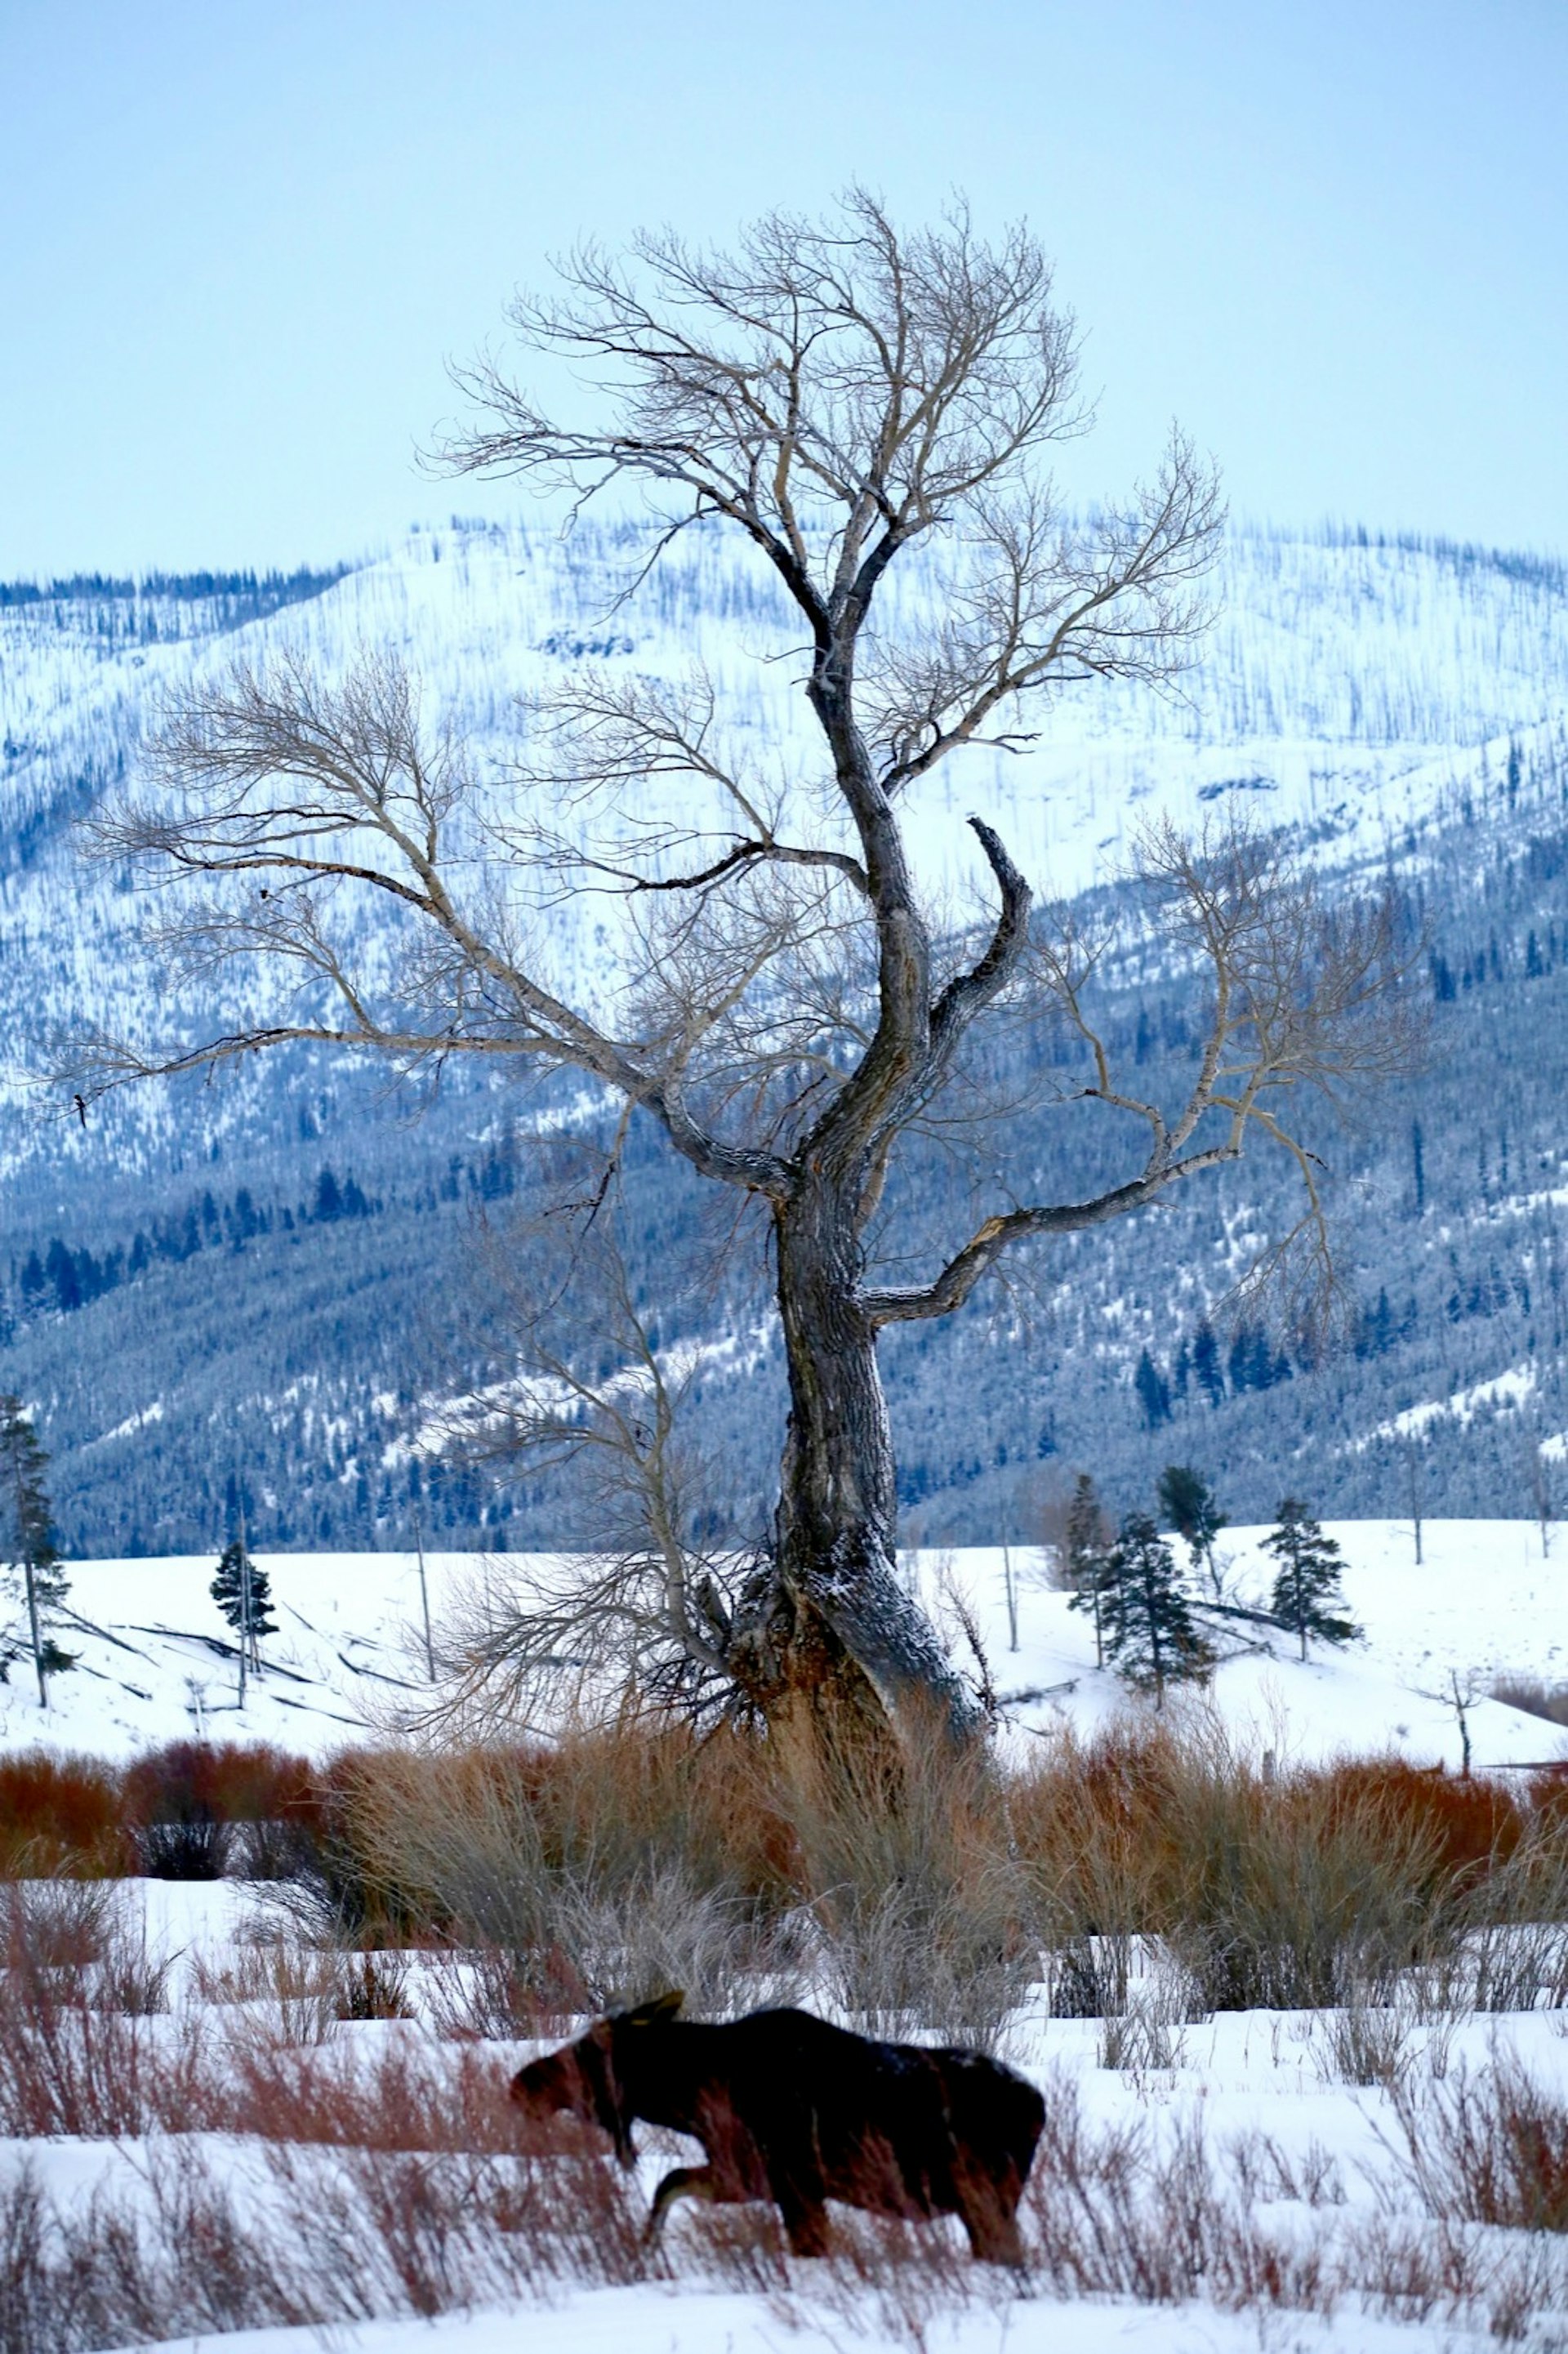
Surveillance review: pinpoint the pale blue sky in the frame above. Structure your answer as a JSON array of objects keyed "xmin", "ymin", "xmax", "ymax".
[{"xmin": 2, "ymin": 0, "xmax": 1563, "ymax": 573}]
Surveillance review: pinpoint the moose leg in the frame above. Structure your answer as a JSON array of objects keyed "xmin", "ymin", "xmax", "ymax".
[
  {"xmin": 957, "ymin": 2177, "xmax": 1027, "ymax": 2267},
  {"xmin": 766, "ymin": 2148, "xmax": 831, "ymax": 2258},
  {"xmin": 644, "ymin": 2165, "xmax": 718, "ymax": 2245},
  {"xmin": 776, "ymin": 2191, "xmax": 831, "ymax": 2259}
]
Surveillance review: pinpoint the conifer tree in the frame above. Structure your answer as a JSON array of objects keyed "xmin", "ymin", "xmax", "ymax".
[
  {"xmin": 1063, "ymin": 1472, "xmax": 1116, "ymax": 1668},
  {"xmin": 1192, "ymin": 1319, "xmax": 1225, "ymax": 1407},
  {"xmin": 1263, "ymin": 1499, "xmax": 1359, "ymax": 1661},
  {"xmin": 1156, "ymin": 1463, "xmax": 1227, "ymax": 1599},
  {"xmin": 1134, "ymin": 1349, "xmax": 1172, "ymax": 1429},
  {"xmin": 0, "ymin": 1395, "xmax": 73, "ymax": 1708},
  {"xmin": 1103, "ymin": 1509, "xmax": 1212, "ymax": 1707},
  {"xmin": 211, "ymin": 1539, "xmax": 276, "ymax": 1667}
]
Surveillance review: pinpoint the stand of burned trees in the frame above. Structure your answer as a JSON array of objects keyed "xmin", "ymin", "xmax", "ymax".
[{"xmin": 69, "ymin": 194, "xmax": 1409, "ymax": 1754}]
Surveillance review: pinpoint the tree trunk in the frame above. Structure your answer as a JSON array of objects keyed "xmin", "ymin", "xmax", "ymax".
[
  {"xmin": 730, "ymin": 1180, "xmax": 984, "ymax": 1747},
  {"xmin": 24, "ymin": 1558, "xmax": 46, "ymax": 1710}
]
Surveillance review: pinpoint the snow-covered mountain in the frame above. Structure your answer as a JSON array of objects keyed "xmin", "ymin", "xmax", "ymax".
[
  {"xmin": 2, "ymin": 519, "xmax": 1567, "ymax": 1556},
  {"xmin": 7, "ymin": 517, "xmax": 1567, "ymax": 1142}
]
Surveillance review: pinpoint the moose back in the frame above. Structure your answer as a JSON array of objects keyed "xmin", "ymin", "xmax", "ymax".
[{"xmin": 510, "ymin": 1992, "xmax": 1045, "ymax": 2261}]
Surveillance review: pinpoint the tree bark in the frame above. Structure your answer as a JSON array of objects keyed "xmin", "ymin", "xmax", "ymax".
[
  {"xmin": 24, "ymin": 1558, "xmax": 46, "ymax": 1710},
  {"xmin": 728, "ymin": 1178, "xmax": 984, "ymax": 1745}
]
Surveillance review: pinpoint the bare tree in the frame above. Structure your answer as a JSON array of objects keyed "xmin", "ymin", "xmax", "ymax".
[
  {"xmin": 69, "ymin": 194, "xmax": 1406, "ymax": 1748},
  {"xmin": 1414, "ymin": 1665, "xmax": 1487, "ymax": 1781},
  {"xmin": 1402, "ymin": 1432, "xmax": 1428, "ymax": 1566},
  {"xmin": 417, "ymin": 1171, "xmax": 753, "ymax": 1735},
  {"xmin": 1526, "ymin": 1431, "xmax": 1556, "ymax": 1558}
]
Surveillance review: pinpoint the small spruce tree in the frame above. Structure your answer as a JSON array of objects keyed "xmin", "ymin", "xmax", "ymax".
[
  {"xmin": 1156, "ymin": 1463, "xmax": 1227, "ymax": 1599},
  {"xmin": 1103, "ymin": 1509, "xmax": 1212, "ymax": 1707},
  {"xmin": 1192, "ymin": 1320, "xmax": 1225, "ymax": 1407},
  {"xmin": 211, "ymin": 1539, "xmax": 276, "ymax": 1667},
  {"xmin": 1263, "ymin": 1498, "xmax": 1359, "ymax": 1661},
  {"xmin": 0, "ymin": 1395, "xmax": 74, "ymax": 1708},
  {"xmin": 1134, "ymin": 1349, "xmax": 1172, "ymax": 1430},
  {"xmin": 1063, "ymin": 1471, "xmax": 1116, "ymax": 1668}
]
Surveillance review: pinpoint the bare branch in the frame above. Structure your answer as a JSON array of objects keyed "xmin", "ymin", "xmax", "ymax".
[
  {"xmin": 862, "ymin": 822, "xmax": 1417, "ymax": 1328},
  {"xmin": 409, "ymin": 1182, "xmax": 753, "ymax": 1735},
  {"xmin": 78, "ymin": 649, "xmax": 793, "ymax": 1195},
  {"xmin": 431, "ymin": 192, "xmax": 1093, "ymax": 639}
]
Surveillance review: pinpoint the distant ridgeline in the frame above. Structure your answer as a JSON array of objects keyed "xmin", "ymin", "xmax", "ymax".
[
  {"xmin": 2, "ymin": 520, "xmax": 1568, "ymax": 1555},
  {"xmin": 1301, "ymin": 520, "xmax": 1568, "ymax": 596},
  {"xmin": 2, "ymin": 1141, "xmax": 548, "ymax": 1328},
  {"xmin": 7, "ymin": 1166, "xmax": 381, "ymax": 1323},
  {"xmin": 0, "ymin": 564, "xmax": 354, "ymax": 645}
]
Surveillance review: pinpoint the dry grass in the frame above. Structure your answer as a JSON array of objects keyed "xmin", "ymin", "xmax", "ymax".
[
  {"xmin": 0, "ymin": 2104, "xmax": 650, "ymax": 2354},
  {"xmin": 337, "ymin": 1730, "xmax": 798, "ymax": 2017},
  {"xmin": 1388, "ymin": 2048, "xmax": 1568, "ymax": 2232},
  {"xmin": 0, "ymin": 1893, "xmax": 208, "ymax": 2138},
  {"xmin": 0, "ymin": 1920, "xmax": 653, "ymax": 2352},
  {"xmin": 229, "ymin": 1715, "xmax": 1568, "ymax": 2041},
  {"xmin": 4, "ymin": 1906, "xmax": 1568, "ymax": 2348},
  {"xmin": 340, "ymin": 1714, "xmax": 1036, "ymax": 2044},
  {"xmin": 7, "ymin": 1722, "xmax": 1564, "ymax": 2029},
  {"xmin": 1009, "ymin": 1719, "xmax": 1568, "ymax": 2016},
  {"xmin": 189, "ymin": 1939, "xmax": 344, "ymax": 2044},
  {"xmin": 0, "ymin": 1753, "xmax": 124, "ymax": 1878},
  {"xmin": 760, "ymin": 1710, "xmax": 1032, "ymax": 2049},
  {"xmin": 220, "ymin": 2024, "xmax": 531, "ymax": 2152},
  {"xmin": 0, "ymin": 1878, "xmax": 118, "ymax": 1972},
  {"xmin": 7, "ymin": 2110, "xmax": 1560, "ymax": 2354},
  {"xmin": 333, "ymin": 1951, "xmax": 415, "ymax": 2021},
  {"xmin": 1096, "ymin": 1977, "xmax": 1194, "ymax": 2077}
]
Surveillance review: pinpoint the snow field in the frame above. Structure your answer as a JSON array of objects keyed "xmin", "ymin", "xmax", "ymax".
[
  {"xmin": 5, "ymin": 1876, "xmax": 1568, "ymax": 2352},
  {"xmin": 10, "ymin": 1523, "xmax": 1567, "ymax": 1769},
  {"xmin": 4, "ymin": 1520, "xmax": 1567, "ymax": 2347}
]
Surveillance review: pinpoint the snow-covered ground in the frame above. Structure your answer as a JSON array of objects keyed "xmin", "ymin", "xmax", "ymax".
[
  {"xmin": 7, "ymin": 1875, "xmax": 1567, "ymax": 2353},
  {"xmin": 117, "ymin": 2303, "xmax": 1473, "ymax": 2354},
  {"xmin": 6, "ymin": 1524, "xmax": 1568, "ymax": 2351},
  {"xmin": 8, "ymin": 1520, "xmax": 1566, "ymax": 1770},
  {"xmin": 11, "ymin": 1549, "xmax": 473, "ymax": 1759},
  {"xmin": 966, "ymin": 1515, "xmax": 1568, "ymax": 1774}
]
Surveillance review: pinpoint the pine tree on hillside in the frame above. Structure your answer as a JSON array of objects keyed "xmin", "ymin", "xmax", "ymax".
[
  {"xmin": 0, "ymin": 1394, "xmax": 74, "ymax": 1709},
  {"xmin": 1192, "ymin": 1321, "xmax": 1225, "ymax": 1407},
  {"xmin": 1063, "ymin": 1471, "xmax": 1116, "ymax": 1668},
  {"xmin": 1102, "ymin": 1509, "xmax": 1213, "ymax": 1708},
  {"xmin": 211, "ymin": 1539, "xmax": 276, "ymax": 1667},
  {"xmin": 1263, "ymin": 1499, "xmax": 1360, "ymax": 1661},
  {"xmin": 1156, "ymin": 1463, "xmax": 1227, "ymax": 1599},
  {"xmin": 1134, "ymin": 1349, "xmax": 1172, "ymax": 1429}
]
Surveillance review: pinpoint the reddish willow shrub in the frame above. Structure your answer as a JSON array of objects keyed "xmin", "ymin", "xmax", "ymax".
[
  {"xmin": 1314, "ymin": 1758, "xmax": 1526, "ymax": 1886},
  {"xmin": 0, "ymin": 1750, "xmax": 126, "ymax": 1876},
  {"xmin": 119, "ymin": 1740, "xmax": 315, "ymax": 1830}
]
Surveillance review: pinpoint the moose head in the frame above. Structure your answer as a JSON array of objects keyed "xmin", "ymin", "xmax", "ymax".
[{"xmin": 509, "ymin": 1989, "xmax": 685, "ymax": 2168}]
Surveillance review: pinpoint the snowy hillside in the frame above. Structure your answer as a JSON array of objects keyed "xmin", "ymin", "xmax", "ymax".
[
  {"xmin": 4, "ymin": 520, "xmax": 1568, "ymax": 1552},
  {"xmin": 7, "ymin": 1526, "xmax": 1566, "ymax": 1773},
  {"xmin": 5, "ymin": 518, "xmax": 1567, "ymax": 1145}
]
